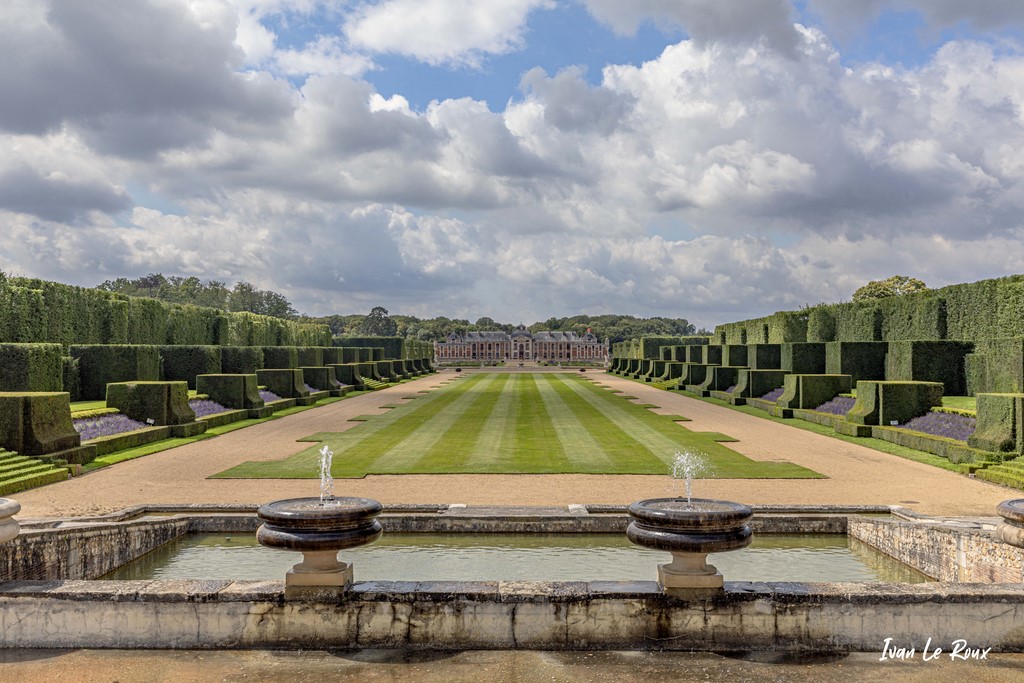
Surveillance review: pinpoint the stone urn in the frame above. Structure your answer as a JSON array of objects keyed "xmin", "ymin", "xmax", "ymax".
[
  {"xmin": 0, "ymin": 498, "xmax": 20, "ymax": 544},
  {"xmin": 994, "ymin": 499, "xmax": 1024, "ymax": 548},
  {"xmin": 627, "ymin": 497, "xmax": 753, "ymax": 590},
  {"xmin": 257, "ymin": 496, "xmax": 382, "ymax": 593}
]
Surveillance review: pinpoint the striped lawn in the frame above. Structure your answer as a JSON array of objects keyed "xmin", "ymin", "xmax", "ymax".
[{"xmin": 214, "ymin": 373, "xmax": 821, "ymax": 479}]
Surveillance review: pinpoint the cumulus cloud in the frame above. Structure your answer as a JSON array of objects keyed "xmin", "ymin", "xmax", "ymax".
[
  {"xmin": 581, "ymin": 0, "xmax": 800, "ymax": 54},
  {"xmin": 807, "ymin": 0, "xmax": 1024, "ymax": 38},
  {"xmin": 344, "ymin": 0, "xmax": 554, "ymax": 67}
]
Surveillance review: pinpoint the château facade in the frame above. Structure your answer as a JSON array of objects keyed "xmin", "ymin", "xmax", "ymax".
[{"xmin": 435, "ymin": 324, "xmax": 607, "ymax": 362}]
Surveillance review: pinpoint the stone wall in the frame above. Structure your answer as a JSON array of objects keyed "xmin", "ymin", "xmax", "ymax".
[
  {"xmin": 1, "ymin": 579, "xmax": 1024, "ymax": 651},
  {"xmin": 848, "ymin": 517, "xmax": 1024, "ymax": 583}
]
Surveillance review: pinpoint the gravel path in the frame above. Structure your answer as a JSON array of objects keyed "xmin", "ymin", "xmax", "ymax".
[{"xmin": 13, "ymin": 370, "xmax": 1016, "ymax": 519}]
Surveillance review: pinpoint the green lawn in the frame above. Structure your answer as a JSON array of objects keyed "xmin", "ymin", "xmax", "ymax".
[{"xmin": 214, "ymin": 373, "xmax": 821, "ymax": 480}]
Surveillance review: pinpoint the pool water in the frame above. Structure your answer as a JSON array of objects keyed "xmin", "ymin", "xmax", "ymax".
[{"xmin": 101, "ymin": 533, "xmax": 931, "ymax": 583}]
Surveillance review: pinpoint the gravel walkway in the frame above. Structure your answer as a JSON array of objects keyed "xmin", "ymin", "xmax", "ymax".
[{"xmin": 13, "ymin": 370, "xmax": 1016, "ymax": 519}]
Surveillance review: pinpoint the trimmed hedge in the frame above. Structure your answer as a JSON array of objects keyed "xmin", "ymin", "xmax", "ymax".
[
  {"xmin": 261, "ymin": 346, "xmax": 299, "ymax": 369},
  {"xmin": 0, "ymin": 392, "xmax": 81, "ymax": 455},
  {"xmin": 327, "ymin": 363, "xmax": 364, "ymax": 389},
  {"xmin": 721, "ymin": 345, "xmax": 748, "ymax": 367},
  {"xmin": 734, "ymin": 370, "xmax": 789, "ymax": 399},
  {"xmin": 777, "ymin": 374, "xmax": 853, "ymax": 411},
  {"xmin": 965, "ymin": 338, "xmax": 1024, "ymax": 396},
  {"xmin": 196, "ymin": 374, "xmax": 264, "ymax": 410},
  {"xmin": 87, "ymin": 425, "xmax": 173, "ymax": 458},
  {"xmin": 0, "ymin": 276, "xmax": 329, "ymax": 346},
  {"xmin": 220, "ymin": 346, "xmax": 263, "ymax": 375},
  {"xmin": 358, "ymin": 348, "xmax": 375, "ymax": 363},
  {"xmin": 870, "ymin": 425, "xmax": 985, "ymax": 464},
  {"xmin": 846, "ymin": 380, "xmax": 943, "ymax": 427},
  {"xmin": 106, "ymin": 381, "xmax": 196, "ymax": 426},
  {"xmin": 746, "ymin": 344, "xmax": 781, "ymax": 370},
  {"xmin": 320, "ymin": 347, "xmax": 344, "ymax": 365},
  {"xmin": 702, "ymin": 346, "xmax": 723, "ymax": 365},
  {"xmin": 333, "ymin": 336, "xmax": 404, "ymax": 360},
  {"xmin": 301, "ymin": 366, "xmax": 341, "ymax": 392},
  {"xmin": 71, "ymin": 345, "xmax": 161, "ymax": 400},
  {"xmin": 781, "ymin": 343, "xmax": 826, "ymax": 374},
  {"xmin": 296, "ymin": 347, "xmax": 325, "ymax": 367},
  {"xmin": 884, "ymin": 340, "xmax": 974, "ymax": 395},
  {"xmin": 0, "ymin": 343, "xmax": 63, "ymax": 392},
  {"xmin": 824, "ymin": 342, "xmax": 887, "ymax": 383},
  {"xmin": 160, "ymin": 345, "xmax": 222, "ymax": 390},
  {"xmin": 967, "ymin": 393, "xmax": 1024, "ymax": 454},
  {"xmin": 256, "ymin": 369, "xmax": 309, "ymax": 398}
]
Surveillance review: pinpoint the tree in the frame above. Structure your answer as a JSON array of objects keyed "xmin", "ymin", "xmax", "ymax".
[
  {"xmin": 357, "ymin": 306, "xmax": 398, "ymax": 336},
  {"xmin": 852, "ymin": 275, "xmax": 928, "ymax": 302}
]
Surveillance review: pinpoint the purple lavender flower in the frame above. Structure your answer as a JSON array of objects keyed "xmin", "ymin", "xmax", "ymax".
[
  {"xmin": 259, "ymin": 389, "xmax": 282, "ymax": 403},
  {"xmin": 898, "ymin": 411, "xmax": 976, "ymax": 442},
  {"xmin": 188, "ymin": 399, "xmax": 228, "ymax": 418},
  {"xmin": 815, "ymin": 396, "xmax": 857, "ymax": 415},
  {"xmin": 304, "ymin": 383, "xmax": 317, "ymax": 393},
  {"xmin": 760, "ymin": 387, "xmax": 784, "ymax": 402},
  {"xmin": 73, "ymin": 414, "xmax": 149, "ymax": 441},
  {"xmin": 724, "ymin": 385, "xmax": 737, "ymax": 394}
]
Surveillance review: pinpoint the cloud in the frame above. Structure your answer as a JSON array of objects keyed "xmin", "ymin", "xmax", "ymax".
[
  {"xmin": 581, "ymin": 0, "xmax": 800, "ymax": 54},
  {"xmin": 344, "ymin": 0, "xmax": 554, "ymax": 67},
  {"xmin": 806, "ymin": 0, "xmax": 1024, "ymax": 40}
]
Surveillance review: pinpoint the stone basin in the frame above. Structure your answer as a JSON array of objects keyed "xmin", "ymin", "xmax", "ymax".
[
  {"xmin": 627, "ymin": 497, "xmax": 753, "ymax": 591},
  {"xmin": 994, "ymin": 499, "xmax": 1024, "ymax": 548},
  {"xmin": 257, "ymin": 496, "xmax": 382, "ymax": 593},
  {"xmin": 0, "ymin": 498, "xmax": 20, "ymax": 544}
]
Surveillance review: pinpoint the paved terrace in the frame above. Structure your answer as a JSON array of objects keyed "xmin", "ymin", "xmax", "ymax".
[{"xmin": 13, "ymin": 369, "xmax": 1016, "ymax": 519}]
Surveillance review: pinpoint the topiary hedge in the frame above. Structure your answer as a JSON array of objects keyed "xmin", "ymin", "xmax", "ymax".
[
  {"xmin": 777, "ymin": 374, "xmax": 852, "ymax": 411},
  {"xmin": 734, "ymin": 370, "xmax": 789, "ymax": 399},
  {"xmin": 71, "ymin": 345, "xmax": 162, "ymax": 401},
  {"xmin": 106, "ymin": 381, "xmax": 196, "ymax": 426},
  {"xmin": 967, "ymin": 393, "xmax": 1024, "ymax": 455},
  {"xmin": 261, "ymin": 346, "xmax": 299, "ymax": 369},
  {"xmin": 220, "ymin": 346, "xmax": 263, "ymax": 375},
  {"xmin": 196, "ymin": 374, "xmax": 264, "ymax": 410},
  {"xmin": 846, "ymin": 380, "xmax": 943, "ymax": 427},
  {"xmin": 296, "ymin": 347, "xmax": 325, "ymax": 367},
  {"xmin": 722, "ymin": 345, "xmax": 748, "ymax": 368},
  {"xmin": 256, "ymin": 369, "xmax": 309, "ymax": 399},
  {"xmin": 301, "ymin": 366, "xmax": 341, "ymax": 392},
  {"xmin": 327, "ymin": 364, "xmax": 364, "ymax": 389},
  {"xmin": 0, "ymin": 343, "xmax": 64, "ymax": 392},
  {"xmin": 781, "ymin": 343, "xmax": 826, "ymax": 374},
  {"xmin": 702, "ymin": 345, "xmax": 723, "ymax": 365},
  {"xmin": 824, "ymin": 342, "xmax": 887, "ymax": 383},
  {"xmin": 965, "ymin": 338, "xmax": 1024, "ymax": 396},
  {"xmin": 160, "ymin": 345, "xmax": 222, "ymax": 390},
  {"xmin": 0, "ymin": 392, "xmax": 81, "ymax": 455},
  {"xmin": 884, "ymin": 340, "xmax": 974, "ymax": 395},
  {"xmin": 333, "ymin": 336, "xmax": 404, "ymax": 360},
  {"xmin": 746, "ymin": 344, "xmax": 781, "ymax": 370}
]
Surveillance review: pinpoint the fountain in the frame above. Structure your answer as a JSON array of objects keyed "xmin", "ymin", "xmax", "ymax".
[
  {"xmin": 994, "ymin": 499, "xmax": 1024, "ymax": 548},
  {"xmin": 627, "ymin": 450, "xmax": 752, "ymax": 590},
  {"xmin": 0, "ymin": 497, "xmax": 20, "ymax": 544},
  {"xmin": 256, "ymin": 445, "xmax": 382, "ymax": 594}
]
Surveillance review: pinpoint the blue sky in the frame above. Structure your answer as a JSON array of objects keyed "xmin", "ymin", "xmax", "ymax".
[{"xmin": 2, "ymin": 0, "xmax": 1024, "ymax": 329}]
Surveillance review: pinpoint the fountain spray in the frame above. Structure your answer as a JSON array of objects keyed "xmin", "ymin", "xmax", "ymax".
[{"xmin": 318, "ymin": 445, "xmax": 335, "ymax": 505}]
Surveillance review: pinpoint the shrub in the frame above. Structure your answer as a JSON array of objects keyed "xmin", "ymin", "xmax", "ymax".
[
  {"xmin": 255, "ymin": 369, "xmax": 309, "ymax": 398},
  {"xmin": 746, "ymin": 344, "xmax": 782, "ymax": 370},
  {"xmin": 777, "ymin": 374, "xmax": 853, "ymax": 411},
  {"xmin": 824, "ymin": 342, "xmax": 887, "ymax": 383},
  {"xmin": 781, "ymin": 343, "xmax": 826, "ymax": 374},
  {"xmin": 220, "ymin": 346, "xmax": 263, "ymax": 375},
  {"xmin": 296, "ymin": 347, "xmax": 325, "ymax": 367},
  {"xmin": 261, "ymin": 346, "xmax": 299, "ymax": 369},
  {"xmin": 846, "ymin": 380, "xmax": 943, "ymax": 427},
  {"xmin": 884, "ymin": 340, "xmax": 974, "ymax": 395},
  {"xmin": 333, "ymin": 336, "xmax": 404, "ymax": 360},
  {"xmin": 106, "ymin": 381, "xmax": 196, "ymax": 426},
  {"xmin": 160, "ymin": 345, "xmax": 222, "ymax": 390},
  {"xmin": 70, "ymin": 345, "xmax": 161, "ymax": 400},
  {"xmin": 196, "ymin": 374, "xmax": 265, "ymax": 410},
  {"xmin": 0, "ymin": 343, "xmax": 63, "ymax": 392},
  {"xmin": 967, "ymin": 393, "xmax": 1024, "ymax": 454},
  {"xmin": 0, "ymin": 392, "xmax": 81, "ymax": 455}
]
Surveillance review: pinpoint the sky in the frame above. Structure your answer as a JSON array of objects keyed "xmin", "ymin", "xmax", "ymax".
[{"xmin": 2, "ymin": 1, "xmax": 1024, "ymax": 330}]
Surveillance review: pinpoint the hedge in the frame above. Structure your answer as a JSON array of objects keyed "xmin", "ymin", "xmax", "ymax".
[
  {"xmin": 0, "ymin": 276, "xmax": 329, "ymax": 346},
  {"xmin": 333, "ymin": 336, "xmax": 404, "ymax": 360},
  {"xmin": 777, "ymin": 374, "xmax": 852, "ymax": 411},
  {"xmin": 196, "ymin": 374, "xmax": 264, "ymax": 410},
  {"xmin": 320, "ymin": 347, "xmax": 344, "ymax": 365},
  {"xmin": 327, "ymin": 364, "xmax": 364, "ymax": 389},
  {"xmin": 781, "ymin": 343, "xmax": 826, "ymax": 374},
  {"xmin": 702, "ymin": 346, "xmax": 723, "ymax": 365},
  {"xmin": 824, "ymin": 342, "xmax": 887, "ymax": 383},
  {"xmin": 296, "ymin": 347, "xmax": 325, "ymax": 367},
  {"xmin": 746, "ymin": 344, "xmax": 781, "ymax": 370},
  {"xmin": 0, "ymin": 343, "xmax": 63, "ymax": 392},
  {"xmin": 0, "ymin": 392, "xmax": 81, "ymax": 455},
  {"xmin": 722, "ymin": 345, "xmax": 748, "ymax": 368},
  {"xmin": 734, "ymin": 370, "xmax": 789, "ymax": 399},
  {"xmin": 846, "ymin": 380, "xmax": 943, "ymax": 427},
  {"xmin": 965, "ymin": 338, "xmax": 1024, "ymax": 396},
  {"xmin": 106, "ymin": 381, "xmax": 196, "ymax": 426},
  {"xmin": 70, "ymin": 345, "xmax": 162, "ymax": 400},
  {"xmin": 301, "ymin": 367, "xmax": 341, "ymax": 392},
  {"xmin": 967, "ymin": 393, "xmax": 1024, "ymax": 454},
  {"xmin": 679, "ymin": 364, "xmax": 711, "ymax": 386},
  {"xmin": 255, "ymin": 369, "xmax": 309, "ymax": 399},
  {"xmin": 160, "ymin": 345, "xmax": 222, "ymax": 390},
  {"xmin": 220, "ymin": 346, "xmax": 263, "ymax": 375},
  {"xmin": 869, "ymin": 425, "xmax": 985, "ymax": 464},
  {"xmin": 261, "ymin": 346, "xmax": 299, "ymax": 369},
  {"xmin": 884, "ymin": 341, "xmax": 974, "ymax": 395}
]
